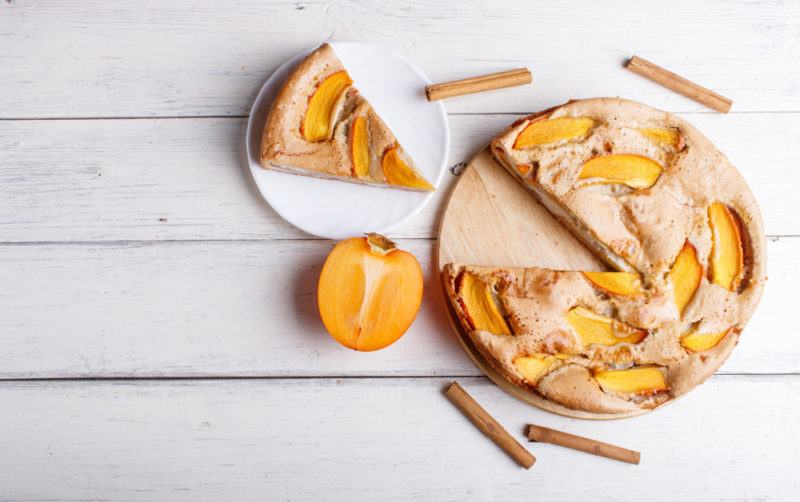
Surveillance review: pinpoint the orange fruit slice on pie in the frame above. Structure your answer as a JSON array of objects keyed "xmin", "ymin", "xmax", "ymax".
[{"xmin": 261, "ymin": 44, "xmax": 433, "ymax": 191}]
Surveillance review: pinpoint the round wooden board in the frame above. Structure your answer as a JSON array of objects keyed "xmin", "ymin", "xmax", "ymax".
[{"xmin": 436, "ymin": 147, "xmax": 649, "ymax": 420}]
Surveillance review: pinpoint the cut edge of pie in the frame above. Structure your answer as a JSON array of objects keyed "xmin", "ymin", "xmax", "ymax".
[
  {"xmin": 441, "ymin": 263, "xmax": 684, "ymax": 415},
  {"xmin": 490, "ymin": 105, "xmax": 638, "ymax": 273},
  {"xmin": 489, "ymin": 98, "xmax": 765, "ymax": 298}
]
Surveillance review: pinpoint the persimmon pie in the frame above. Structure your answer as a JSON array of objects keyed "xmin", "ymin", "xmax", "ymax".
[
  {"xmin": 443, "ymin": 98, "xmax": 765, "ymax": 415},
  {"xmin": 261, "ymin": 43, "xmax": 433, "ymax": 191}
]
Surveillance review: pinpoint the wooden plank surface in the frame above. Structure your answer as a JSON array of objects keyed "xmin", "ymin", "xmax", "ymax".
[
  {"xmin": 0, "ymin": 376, "xmax": 797, "ymax": 501},
  {"xmin": 0, "ymin": 237, "xmax": 794, "ymax": 378},
  {"xmin": 2, "ymin": 0, "xmax": 798, "ymax": 498},
  {"xmin": 1, "ymin": 113, "xmax": 798, "ymax": 242},
  {"xmin": 2, "ymin": 1, "xmax": 798, "ymax": 117}
]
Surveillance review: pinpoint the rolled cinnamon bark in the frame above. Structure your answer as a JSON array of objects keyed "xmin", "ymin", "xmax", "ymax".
[
  {"xmin": 527, "ymin": 424, "xmax": 640, "ymax": 464},
  {"xmin": 425, "ymin": 68, "xmax": 532, "ymax": 101},
  {"xmin": 625, "ymin": 55, "xmax": 732, "ymax": 113},
  {"xmin": 445, "ymin": 382, "xmax": 535, "ymax": 469}
]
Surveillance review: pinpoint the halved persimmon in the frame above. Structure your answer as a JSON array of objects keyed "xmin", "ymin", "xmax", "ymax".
[{"xmin": 317, "ymin": 233, "xmax": 423, "ymax": 351}]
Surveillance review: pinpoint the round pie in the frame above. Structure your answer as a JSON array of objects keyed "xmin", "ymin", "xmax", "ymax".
[{"xmin": 442, "ymin": 98, "xmax": 766, "ymax": 415}]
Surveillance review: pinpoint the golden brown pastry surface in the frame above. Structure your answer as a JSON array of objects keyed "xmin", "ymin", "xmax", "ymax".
[{"xmin": 443, "ymin": 98, "xmax": 765, "ymax": 415}]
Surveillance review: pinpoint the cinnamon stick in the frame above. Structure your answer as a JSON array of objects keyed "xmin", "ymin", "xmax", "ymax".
[
  {"xmin": 425, "ymin": 68, "xmax": 532, "ymax": 101},
  {"xmin": 445, "ymin": 382, "xmax": 535, "ymax": 469},
  {"xmin": 625, "ymin": 55, "xmax": 732, "ymax": 113},
  {"xmin": 527, "ymin": 424, "xmax": 640, "ymax": 465}
]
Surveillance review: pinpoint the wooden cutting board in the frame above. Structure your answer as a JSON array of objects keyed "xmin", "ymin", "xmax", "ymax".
[{"xmin": 436, "ymin": 147, "xmax": 647, "ymax": 419}]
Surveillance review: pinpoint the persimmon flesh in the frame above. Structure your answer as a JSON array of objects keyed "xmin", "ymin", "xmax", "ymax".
[
  {"xmin": 582, "ymin": 271, "xmax": 643, "ymax": 297},
  {"xmin": 513, "ymin": 116, "xmax": 595, "ymax": 149},
  {"xmin": 708, "ymin": 202, "xmax": 744, "ymax": 291},
  {"xmin": 578, "ymin": 154, "xmax": 663, "ymax": 189},
  {"xmin": 681, "ymin": 328, "xmax": 732, "ymax": 352},
  {"xmin": 565, "ymin": 306, "xmax": 647, "ymax": 347},
  {"xmin": 302, "ymin": 70, "xmax": 353, "ymax": 142},
  {"xmin": 318, "ymin": 233, "xmax": 423, "ymax": 351},
  {"xmin": 594, "ymin": 367, "xmax": 668, "ymax": 396},
  {"xmin": 669, "ymin": 240, "xmax": 703, "ymax": 317},
  {"xmin": 350, "ymin": 115, "xmax": 370, "ymax": 178},
  {"xmin": 382, "ymin": 147, "xmax": 434, "ymax": 191},
  {"xmin": 638, "ymin": 127, "xmax": 685, "ymax": 150}
]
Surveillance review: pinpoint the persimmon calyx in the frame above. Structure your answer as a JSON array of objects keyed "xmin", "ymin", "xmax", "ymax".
[{"xmin": 365, "ymin": 233, "xmax": 397, "ymax": 255}]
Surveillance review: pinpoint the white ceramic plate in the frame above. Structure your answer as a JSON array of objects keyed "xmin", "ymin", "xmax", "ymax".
[{"xmin": 245, "ymin": 42, "xmax": 450, "ymax": 239}]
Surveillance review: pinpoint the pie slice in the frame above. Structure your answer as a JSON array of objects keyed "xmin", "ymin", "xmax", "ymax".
[
  {"xmin": 261, "ymin": 43, "xmax": 433, "ymax": 191},
  {"xmin": 442, "ymin": 263, "xmax": 739, "ymax": 414}
]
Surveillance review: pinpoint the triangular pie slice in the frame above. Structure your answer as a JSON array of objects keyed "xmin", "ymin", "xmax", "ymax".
[
  {"xmin": 261, "ymin": 43, "xmax": 433, "ymax": 191},
  {"xmin": 442, "ymin": 263, "xmax": 741, "ymax": 415}
]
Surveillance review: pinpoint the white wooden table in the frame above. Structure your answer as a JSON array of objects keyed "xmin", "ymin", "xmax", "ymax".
[{"xmin": 2, "ymin": 1, "xmax": 798, "ymax": 500}]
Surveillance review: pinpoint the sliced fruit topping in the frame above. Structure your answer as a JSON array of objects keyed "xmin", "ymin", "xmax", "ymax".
[
  {"xmin": 638, "ymin": 127, "xmax": 685, "ymax": 150},
  {"xmin": 669, "ymin": 241, "xmax": 703, "ymax": 317},
  {"xmin": 582, "ymin": 271, "xmax": 643, "ymax": 297},
  {"xmin": 302, "ymin": 70, "xmax": 353, "ymax": 142},
  {"xmin": 594, "ymin": 367, "xmax": 669, "ymax": 396},
  {"xmin": 350, "ymin": 115, "xmax": 370, "ymax": 178},
  {"xmin": 317, "ymin": 233, "xmax": 423, "ymax": 352},
  {"xmin": 457, "ymin": 273, "xmax": 512, "ymax": 336},
  {"xmin": 514, "ymin": 354, "xmax": 561, "ymax": 384},
  {"xmin": 708, "ymin": 202, "xmax": 744, "ymax": 291},
  {"xmin": 565, "ymin": 306, "xmax": 647, "ymax": 347},
  {"xmin": 578, "ymin": 154, "xmax": 663, "ymax": 189},
  {"xmin": 680, "ymin": 328, "xmax": 732, "ymax": 352},
  {"xmin": 382, "ymin": 147, "xmax": 434, "ymax": 191},
  {"xmin": 513, "ymin": 116, "xmax": 595, "ymax": 149},
  {"xmin": 516, "ymin": 163, "xmax": 533, "ymax": 176}
]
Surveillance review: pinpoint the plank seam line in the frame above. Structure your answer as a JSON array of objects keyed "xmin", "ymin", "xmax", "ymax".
[
  {"xmin": 1, "ymin": 110, "xmax": 799, "ymax": 121},
  {"xmin": 0, "ymin": 375, "xmax": 485, "ymax": 383},
  {"xmin": 0, "ymin": 373, "xmax": 796, "ymax": 383},
  {"xmin": 0, "ymin": 235, "xmax": 793, "ymax": 246},
  {"xmin": 0, "ymin": 237, "xmax": 438, "ymax": 246}
]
